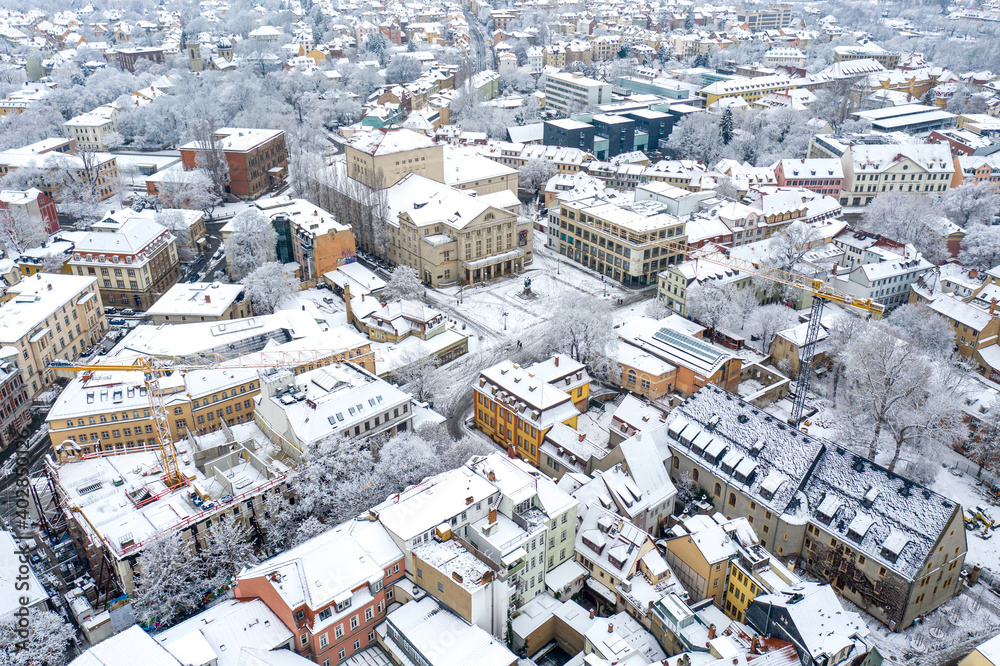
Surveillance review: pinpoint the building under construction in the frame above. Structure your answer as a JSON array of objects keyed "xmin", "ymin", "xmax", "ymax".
[{"xmin": 47, "ymin": 420, "xmax": 294, "ymax": 604}]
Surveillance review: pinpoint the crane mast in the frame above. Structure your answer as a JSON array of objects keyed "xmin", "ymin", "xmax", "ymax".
[{"xmin": 649, "ymin": 239, "xmax": 885, "ymax": 425}]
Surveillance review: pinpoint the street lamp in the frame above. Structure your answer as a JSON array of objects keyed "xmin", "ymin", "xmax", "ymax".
[
  {"xmin": 602, "ymin": 275, "xmax": 607, "ymax": 298},
  {"xmin": 557, "ymin": 253, "xmax": 561, "ymax": 275},
  {"xmin": 502, "ymin": 311, "xmax": 509, "ymax": 331}
]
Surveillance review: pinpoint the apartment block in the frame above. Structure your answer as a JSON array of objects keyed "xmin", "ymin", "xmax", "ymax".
[
  {"xmin": 664, "ymin": 385, "xmax": 967, "ymax": 631},
  {"xmin": 554, "ymin": 194, "xmax": 687, "ymax": 286},
  {"xmin": 68, "ymin": 217, "xmax": 180, "ymax": 311},
  {"xmin": 179, "ymin": 128, "xmax": 288, "ymax": 200},
  {"xmin": 544, "ymin": 72, "xmax": 612, "ymax": 116},
  {"xmin": 839, "ymin": 143, "xmax": 954, "ymax": 206},
  {"xmin": 0, "ymin": 273, "xmax": 106, "ymax": 396},
  {"xmin": 474, "ymin": 358, "xmax": 583, "ymax": 468},
  {"xmin": 235, "ymin": 519, "xmax": 405, "ymax": 664}
]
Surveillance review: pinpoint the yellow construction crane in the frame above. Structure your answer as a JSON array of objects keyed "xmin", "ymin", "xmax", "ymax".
[
  {"xmin": 652, "ymin": 240, "xmax": 885, "ymax": 424},
  {"xmin": 49, "ymin": 348, "xmax": 379, "ymax": 487}
]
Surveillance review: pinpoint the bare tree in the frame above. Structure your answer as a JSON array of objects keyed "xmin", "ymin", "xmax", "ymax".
[
  {"xmin": 190, "ymin": 119, "xmax": 231, "ymax": 204},
  {"xmin": 0, "ymin": 207, "xmax": 47, "ymax": 253},
  {"xmin": 542, "ymin": 292, "xmax": 617, "ymax": 366}
]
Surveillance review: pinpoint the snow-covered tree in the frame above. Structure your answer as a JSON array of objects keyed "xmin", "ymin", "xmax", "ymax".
[
  {"xmin": 224, "ymin": 209, "xmax": 278, "ymax": 280},
  {"xmin": 0, "ymin": 207, "xmax": 47, "ymax": 253},
  {"xmin": 543, "ymin": 292, "xmax": 617, "ymax": 366},
  {"xmin": 686, "ymin": 281, "xmax": 735, "ymax": 343},
  {"xmin": 131, "ymin": 531, "xmax": 206, "ymax": 628},
  {"xmin": 41, "ymin": 252, "xmax": 69, "ymax": 274},
  {"xmin": 840, "ymin": 325, "xmax": 931, "ymax": 461},
  {"xmin": 242, "ymin": 262, "xmax": 296, "ymax": 314},
  {"xmin": 941, "ymin": 181, "xmax": 1000, "ymax": 228},
  {"xmin": 190, "ymin": 119, "xmax": 231, "ymax": 204},
  {"xmin": 887, "ymin": 303, "xmax": 955, "ymax": 357},
  {"xmin": 644, "ymin": 297, "xmax": 674, "ymax": 320},
  {"xmin": 666, "ymin": 112, "xmax": 722, "ymax": 164},
  {"xmin": 157, "ymin": 211, "xmax": 196, "ymax": 263},
  {"xmin": 720, "ymin": 108, "xmax": 734, "ymax": 145},
  {"xmin": 519, "ymin": 158, "xmax": 556, "ymax": 200},
  {"xmin": 859, "ymin": 192, "xmax": 948, "ymax": 264},
  {"xmin": 383, "ymin": 265, "xmax": 424, "ymax": 301},
  {"xmin": 749, "ymin": 303, "xmax": 799, "ymax": 354},
  {"xmin": 385, "ymin": 55, "xmax": 422, "ymax": 84},
  {"xmin": 156, "ymin": 169, "xmax": 220, "ymax": 217},
  {"xmin": 715, "ymin": 175, "xmax": 739, "ymax": 202},
  {"xmin": 768, "ymin": 221, "xmax": 822, "ymax": 272},
  {"xmin": 959, "ymin": 224, "xmax": 1000, "ymax": 270},
  {"xmin": 203, "ymin": 515, "xmax": 259, "ymax": 590},
  {"xmin": 0, "ymin": 609, "xmax": 75, "ymax": 666}
]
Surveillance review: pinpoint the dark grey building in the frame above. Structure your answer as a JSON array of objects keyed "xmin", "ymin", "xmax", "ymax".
[{"xmin": 543, "ymin": 119, "xmax": 595, "ymax": 152}]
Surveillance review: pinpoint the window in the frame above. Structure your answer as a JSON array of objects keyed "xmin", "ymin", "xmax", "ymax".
[{"xmin": 350, "ymin": 616, "xmax": 358, "ymax": 630}]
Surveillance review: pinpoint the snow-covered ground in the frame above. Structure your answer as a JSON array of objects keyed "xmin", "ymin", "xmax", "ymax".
[{"xmin": 425, "ymin": 230, "xmax": 649, "ymax": 343}]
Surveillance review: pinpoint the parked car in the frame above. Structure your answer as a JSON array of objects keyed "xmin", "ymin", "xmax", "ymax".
[
  {"xmin": 104, "ymin": 307, "xmax": 116, "ymax": 315},
  {"xmin": 109, "ymin": 318, "xmax": 126, "ymax": 327},
  {"xmin": 213, "ymin": 249, "xmax": 224, "ymax": 261},
  {"xmin": 121, "ymin": 308, "xmax": 136, "ymax": 316},
  {"xmin": 322, "ymin": 296, "xmax": 335, "ymax": 304}
]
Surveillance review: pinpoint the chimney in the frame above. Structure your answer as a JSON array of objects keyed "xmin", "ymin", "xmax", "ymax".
[
  {"xmin": 578, "ymin": 432, "xmax": 586, "ymax": 442},
  {"xmin": 970, "ymin": 269, "xmax": 978, "ymax": 278},
  {"xmin": 488, "ymin": 470, "xmax": 496, "ymax": 481},
  {"xmin": 708, "ymin": 624, "xmax": 716, "ymax": 640},
  {"xmin": 205, "ymin": 294, "xmax": 211, "ymax": 303},
  {"xmin": 589, "ymin": 609, "xmax": 595, "ymax": 619},
  {"xmin": 554, "ymin": 355, "xmax": 559, "ymax": 367},
  {"xmin": 832, "ymin": 262, "xmax": 837, "ymax": 275},
  {"xmin": 488, "ymin": 507, "xmax": 497, "ymax": 524},
  {"xmin": 992, "ymin": 299, "xmax": 997, "ymax": 315},
  {"xmin": 751, "ymin": 635, "xmax": 759, "ymax": 654},
  {"xmin": 344, "ymin": 282, "xmax": 352, "ymax": 323},
  {"xmin": 608, "ymin": 622, "xmax": 614, "ymax": 633}
]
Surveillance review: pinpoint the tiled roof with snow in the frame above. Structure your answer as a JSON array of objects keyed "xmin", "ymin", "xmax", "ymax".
[
  {"xmin": 665, "ymin": 384, "xmax": 824, "ymax": 513},
  {"xmin": 799, "ymin": 444, "xmax": 959, "ymax": 579},
  {"xmin": 348, "ymin": 127, "xmax": 437, "ymax": 156}
]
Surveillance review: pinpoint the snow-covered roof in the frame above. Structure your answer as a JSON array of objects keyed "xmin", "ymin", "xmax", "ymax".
[
  {"xmin": 0, "ymin": 273, "xmax": 97, "ymax": 343},
  {"xmin": 179, "ymin": 128, "xmax": 284, "ymax": 153},
  {"xmin": 665, "ymin": 385, "xmax": 823, "ymax": 513},
  {"xmin": 348, "ymin": 127, "xmax": 437, "ymax": 156},
  {"xmin": 373, "ymin": 466, "xmax": 498, "ymax": 542},
  {"xmin": 382, "ymin": 597, "xmax": 516, "ymax": 666},
  {"xmin": 928, "ymin": 293, "xmax": 992, "ymax": 330},
  {"xmin": 477, "ymin": 359, "xmax": 579, "ymax": 427},
  {"xmin": 155, "ymin": 600, "xmax": 292, "ymax": 666},
  {"xmin": 70, "ymin": 625, "xmax": 180, "ymax": 666},
  {"xmin": 0, "ymin": 530, "xmax": 47, "ymax": 616},
  {"xmin": 800, "ymin": 442, "xmax": 959, "ymax": 579},
  {"xmin": 750, "ymin": 582, "xmax": 869, "ymax": 662},
  {"xmin": 146, "ymin": 282, "xmax": 245, "ymax": 318},
  {"xmin": 386, "ymin": 173, "xmax": 497, "ymax": 231},
  {"xmin": 238, "ymin": 519, "xmax": 401, "ymax": 616}
]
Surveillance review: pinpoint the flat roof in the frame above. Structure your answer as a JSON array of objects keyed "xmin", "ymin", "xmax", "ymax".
[
  {"xmin": 146, "ymin": 282, "xmax": 245, "ymax": 318},
  {"xmin": 0, "ymin": 273, "xmax": 98, "ymax": 343}
]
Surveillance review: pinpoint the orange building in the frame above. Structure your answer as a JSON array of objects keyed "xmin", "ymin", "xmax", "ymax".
[
  {"xmin": 179, "ymin": 128, "xmax": 288, "ymax": 201},
  {"xmin": 256, "ymin": 197, "xmax": 357, "ymax": 283},
  {"xmin": 473, "ymin": 358, "xmax": 585, "ymax": 467}
]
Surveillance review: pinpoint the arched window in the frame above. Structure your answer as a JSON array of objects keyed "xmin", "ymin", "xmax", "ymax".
[
  {"xmin": 729, "ymin": 493, "xmax": 737, "ymax": 507},
  {"xmin": 627, "ymin": 370, "xmax": 636, "ymax": 384},
  {"xmin": 714, "ymin": 483, "xmax": 722, "ymax": 497},
  {"xmin": 692, "ymin": 469, "xmax": 699, "ymax": 482}
]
